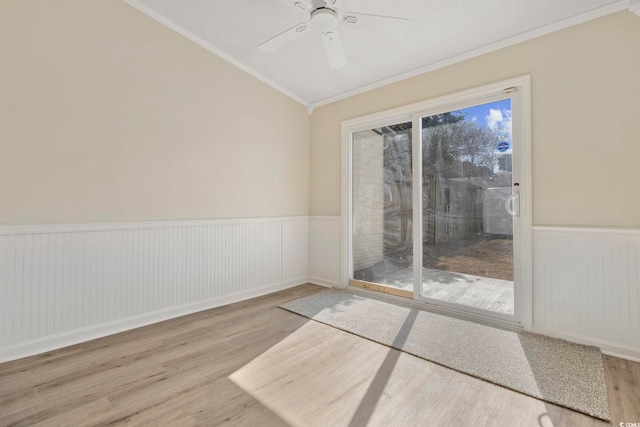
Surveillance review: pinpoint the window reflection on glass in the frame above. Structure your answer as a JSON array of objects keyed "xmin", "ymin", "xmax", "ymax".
[
  {"xmin": 352, "ymin": 122, "xmax": 413, "ymax": 292},
  {"xmin": 351, "ymin": 99, "xmax": 515, "ymax": 315},
  {"xmin": 421, "ymin": 99, "xmax": 514, "ymax": 315}
]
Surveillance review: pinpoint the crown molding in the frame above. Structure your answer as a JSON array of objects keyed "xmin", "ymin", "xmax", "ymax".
[
  {"xmin": 122, "ymin": 0, "xmax": 310, "ymax": 108},
  {"xmin": 122, "ymin": 0, "xmax": 629, "ymax": 112},
  {"xmin": 307, "ymin": 0, "xmax": 630, "ymax": 109}
]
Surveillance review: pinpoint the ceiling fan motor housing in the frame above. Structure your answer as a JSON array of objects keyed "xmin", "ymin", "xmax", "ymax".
[{"xmin": 310, "ymin": 8, "xmax": 338, "ymax": 32}]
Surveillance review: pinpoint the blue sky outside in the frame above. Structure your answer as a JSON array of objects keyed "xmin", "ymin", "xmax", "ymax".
[{"xmin": 455, "ymin": 98, "xmax": 512, "ymax": 154}]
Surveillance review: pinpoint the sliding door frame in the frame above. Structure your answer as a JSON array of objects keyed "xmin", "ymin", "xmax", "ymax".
[
  {"xmin": 341, "ymin": 112, "xmax": 412, "ymax": 294},
  {"xmin": 341, "ymin": 75, "xmax": 532, "ymax": 330}
]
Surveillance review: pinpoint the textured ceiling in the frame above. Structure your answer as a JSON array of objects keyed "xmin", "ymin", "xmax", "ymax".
[{"xmin": 126, "ymin": 0, "xmax": 627, "ymax": 108}]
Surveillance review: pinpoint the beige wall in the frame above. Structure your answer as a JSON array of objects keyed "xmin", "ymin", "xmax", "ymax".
[
  {"xmin": 0, "ymin": 0, "xmax": 309, "ymax": 224},
  {"xmin": 309, "ymin": 12, "xmax": 640, "ymax": 228},
  {"xmin": 3, "ymin": 3, "xmax": 638, "ymax": 227}
]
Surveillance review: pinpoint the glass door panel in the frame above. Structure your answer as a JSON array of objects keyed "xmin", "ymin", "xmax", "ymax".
[
  {"xmin": 419, "ymin": 100, "xmax": 515, "ymax": 315},
  {"xmin": 351, "ymin": 122, "xmax": 413, "ymax": 297}
]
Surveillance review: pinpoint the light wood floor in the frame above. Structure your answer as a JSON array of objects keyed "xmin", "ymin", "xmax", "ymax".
[{"xmin": 0, "ymin": 284, "xmax": 638, "ymax": 426}]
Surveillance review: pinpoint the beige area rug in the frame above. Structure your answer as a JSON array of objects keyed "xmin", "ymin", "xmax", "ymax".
[{"xmin": 279, "ymin": 289, "xmax": 609, "ymax": 420}]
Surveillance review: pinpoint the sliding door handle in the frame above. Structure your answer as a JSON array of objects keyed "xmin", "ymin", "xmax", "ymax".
[{"xmin": 505, "ymin": 193, "xmax": 520, "ymax": 217}]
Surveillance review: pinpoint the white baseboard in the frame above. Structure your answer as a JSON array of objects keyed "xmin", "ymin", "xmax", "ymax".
[
  {"xmin": 307, "ymin": 276, "xmax": 342, "ymax": 288},
  {"xmin": 0, "ymin": 278, "xmax": 307, "ymax": 363}
]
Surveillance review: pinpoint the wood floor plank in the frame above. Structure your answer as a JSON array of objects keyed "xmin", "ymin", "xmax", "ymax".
[
  {"xmin": 180, "ymin": 376, "xmax": 289, "ymax": 426},
  {"xmin": 0, "ymin": 283, "xmax": 638, "ymax": 427},
  {"xmin": 0, "ymin": 387, "xmax": 41, "ymax": 421},
  {"xmin": 603, "ymin": 354, "xmax": 640, "ymax": 423},
  {"xmin": 29, "ymin": 397, "xmax": 113, "ymax": 427},
  {"xmin": 2, "ymin": 363, "xmax": 166, "ymax": 426}
]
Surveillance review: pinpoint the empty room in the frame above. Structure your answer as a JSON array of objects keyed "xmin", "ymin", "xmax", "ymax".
[{"xmin": 1, "ymin": 0, "xmax": 639, "ymax": 425}]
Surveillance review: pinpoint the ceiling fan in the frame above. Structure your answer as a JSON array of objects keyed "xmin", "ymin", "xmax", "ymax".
[{"xmin": 257, "ymin": 0, "xmax": 410, "ymax": 69}]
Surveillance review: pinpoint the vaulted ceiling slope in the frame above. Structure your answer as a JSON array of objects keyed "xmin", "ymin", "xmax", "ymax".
[{"xmin": 125, "ymin": 0, "xmax": 632, "ymax": 109}]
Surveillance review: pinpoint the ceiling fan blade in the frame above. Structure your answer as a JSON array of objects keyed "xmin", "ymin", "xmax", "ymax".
[
  {"xmin": 342, "ymin": 12, "xmax": 410, "ymax": 37},
  {"xmin": 321, "ymin": 30, "xmax": 347, "ymax": 69},
  {"xmin": 292, "ymin": 1, "xmax": 313, "ymax": 11},
  {"xmin": 257, "ymin": 22, "xmax": 310, "ymax": 53}
]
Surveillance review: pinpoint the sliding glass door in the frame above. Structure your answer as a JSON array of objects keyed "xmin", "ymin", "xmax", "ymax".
[
  {"xmin": 346, "ymin": 78, "xmax": 530, "ymax": 326},
  {"xmin": 351, "ymin": 121, "xmax": 414, "ymax": 298},
  {"xmin": 414, "ymin": 97, "xmax": 517, "ymax": 319}
]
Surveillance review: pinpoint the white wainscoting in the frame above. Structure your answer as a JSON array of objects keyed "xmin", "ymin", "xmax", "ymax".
[
  {"xmin": 532, "ymin": 226, "xmax": 640, "ymax": 361},
  {"xmin": 0, "ymin": 216, "xmax": 309, "ymax": 362},
  {"xmin": 308, "ymin": 216, "xmax": 342, "ymax": 288},
  {"xmin": 4, "ymin": 218, "xmax": 637, "ymax": 362}
]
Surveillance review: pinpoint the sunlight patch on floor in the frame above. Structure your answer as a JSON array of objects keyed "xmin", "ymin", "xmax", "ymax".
[{"xmin": 229, "ymin": 320, "xmax": 555, "ymax": 426}]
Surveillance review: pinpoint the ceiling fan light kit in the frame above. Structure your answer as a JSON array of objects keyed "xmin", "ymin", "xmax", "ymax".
[
  {"xmin": 310, "ymin": 8, "xmax": 338, "ymax": 32},
  {"xmin": 257, "ymin": 0, "xmax": 410, "ymax": 69}
]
